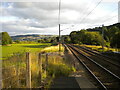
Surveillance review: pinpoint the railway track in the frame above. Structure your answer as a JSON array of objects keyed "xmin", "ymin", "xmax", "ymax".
[
  {"xmin": 72, "ymin": 45, "xmax": 120, "ymax": 77},
  {"xmin": 74, "ymin": 45, "xmax": 120, "ymax": 65},
  {"xmin": 64, "ymin": 44, "xmax": 120, "ymax": 89}
]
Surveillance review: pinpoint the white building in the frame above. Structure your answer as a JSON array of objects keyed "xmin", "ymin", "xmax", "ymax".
[{"xmin": 118, "ymin": 1, "xmax": 120, "ymax": 22}]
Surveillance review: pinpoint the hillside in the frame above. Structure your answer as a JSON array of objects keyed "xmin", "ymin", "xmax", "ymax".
[{"xmin": 11, "ymin": 34, "xmax": 58, "ymax": 41}]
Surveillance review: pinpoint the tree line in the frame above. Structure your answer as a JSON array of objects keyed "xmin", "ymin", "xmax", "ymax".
[
  {"xmin": 1, "ymin": 23, "xmax": 120, "ymax": 48},
  {"xmin": 64, "ymin": 23, "xmax": 120, "ymax": 48},
  {"xmin": 0, "ymin": 32, "xmax": 59, "ymax": 45}
]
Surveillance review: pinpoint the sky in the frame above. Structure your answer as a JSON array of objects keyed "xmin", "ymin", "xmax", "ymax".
[{"xmin": 0, "ymin": 0, "xmax": 119, "ymax": 36}]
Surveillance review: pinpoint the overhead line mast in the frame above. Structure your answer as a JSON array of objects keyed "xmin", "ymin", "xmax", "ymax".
[{"xmin": 58, "ymin": 0, "xmax": 61, "ymax": 52}]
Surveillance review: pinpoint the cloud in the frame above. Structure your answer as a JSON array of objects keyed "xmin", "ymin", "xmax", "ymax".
[
  {"xmin": 1, "ymin": 1, "xmax": 118, "ymax": 36},
  {"xmin": 1, "ymin": 0, "xmax": 119, "ymax": 3},
  {"xmin": 1, "ymin": 17, "xmax": 59, "ymax": 36}
]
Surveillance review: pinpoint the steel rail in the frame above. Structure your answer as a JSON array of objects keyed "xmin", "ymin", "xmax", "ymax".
[
  {"xmin": 64, "ymin": 44, "xmax": 107, "ymax": 89},
  {"xmin": 75, "ymin": 45, "xmax": 120, "ymax": 66},
  {"xmin": 74, "ymin": 45, "xmax": 120, "ymax": 68},
  {"xmin": 68, "ymin": 44, "xmax": 120, "ymax": 80}
]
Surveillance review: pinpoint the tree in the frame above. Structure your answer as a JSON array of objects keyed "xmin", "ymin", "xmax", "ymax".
[
  {"xmin": 107, "ymin": 26, "xmax": 119, "ymax": 42},
  {"xmin": 69, "ymin": 23, "xmax": 120, "ymax": 47},
  {"xmin": 63, "ymin": 36, "xmax": 71, "ymax": 43},
  {"xmin": 111, "ymin": 32, "xmax": 120, "ymax": 48},
  {"xmin": 70, "ymin": 30, "xmax": 103, "ymax": 45},
  {"xmin": 37, "ymin": 39, "xmax": 45, "ymax": 43},
  {"xmin": 70, "ymin": 31, "xmax": 80, "ymax": 44},
  {"xmin": 101, "ymin": 26, "xmax": 120, "ymax": 48},
  {"xmin": 56, "ymin": 37, "xmax": 59, "ymax": 42},
  {"xmin": 82, "ymin": 32, "xmax": 103, "ymax": 45},
  {"xmin": 14, "ymin": 40, "xmax": 20, "ymax": 43},
  {"xmin": 2, "ymin": 32, "xmax": 12, "ymax": 45}
]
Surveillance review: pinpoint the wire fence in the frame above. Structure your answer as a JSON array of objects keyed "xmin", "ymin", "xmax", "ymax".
[
  {"xmin": 2, "ymin": 53, "xmax": 26, "ymax": 88},
  {"xmin": 1, "ymin": 52, "xmax": 63, "ymax": 89}
]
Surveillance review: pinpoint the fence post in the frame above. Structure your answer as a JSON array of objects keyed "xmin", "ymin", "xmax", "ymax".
[
  {"xmin": 38, "ymin": 53, "xmax": 42, "ymax": 85},
  {"xmin": 26, "ymin": 52, "xmax": 31, "ymax": 88},
  {"xmin": 46, "ymin": 54, "xmax": 48, "ymax": 67},
  {"xmin": 0, "ymin": 61, "xmax": 1, "ymax": 89},
  {"xmin": 16, "ymin": 54, "xmax": 20, "ymax": 87},
  {"xmin": 45, "ymin": 54, "xmax": 48, "ymax": 76}
]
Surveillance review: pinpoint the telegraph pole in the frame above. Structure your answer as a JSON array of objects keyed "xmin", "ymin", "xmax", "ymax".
[
  {"xmin": 58, "ymin": 0, "xmax": 61, "ymax": 52},
  {"xmin": 102, "ymin": 24, "xmax": 104, "ymax": 52},
  {"xmin": 59, "ymin": 24, "xmax": 61, "ymax": 51}
]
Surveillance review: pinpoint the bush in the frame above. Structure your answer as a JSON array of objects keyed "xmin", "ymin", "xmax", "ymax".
[
  {"xmin": 14, "ymin": 40, "xmax": 20, "ymax": 43},
  {"xmin": 111, "ymin": 32, "xmax": 120, "ymax": 48},
  {"xmin": 1, "ymin": 32, "xmax": 12, "ymax": 45},
  {"xmin": 48, "ymin": 63, "xmax": 73, "ymax": 77}
]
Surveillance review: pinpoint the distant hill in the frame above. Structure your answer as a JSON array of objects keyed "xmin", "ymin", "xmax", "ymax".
[{"xmin": 11, "ymin": 34, "xmax": 58, "ymax": 41}]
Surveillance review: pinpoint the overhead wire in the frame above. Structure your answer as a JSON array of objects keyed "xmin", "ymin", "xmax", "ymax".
[
  {"xmin": 79, "ymin": 0, "xmax": 96, "ymax": 22},
  {"xmin": 86, "ymin": 3, "xmax": 119, "ymax": 27},
  {"xmin": 89, "ymin": 6, "xmax": 119, "ymax": 28},
  {"xmin": 60, "ymin": 0, "xmax": 96, "ymax": 33},
  {"xmin": 61, "ymin": 0, "xmax": 103, "ymax": 34},
  {"xmin": 67, "ymin": 1, "xmax": 118, "ymax": 31},
  {"xmin": 80, "ymin": 0, "xmax": 103, "ymax": 23}
]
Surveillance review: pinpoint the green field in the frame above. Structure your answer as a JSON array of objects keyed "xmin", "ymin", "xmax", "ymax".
[
  {"xmin": 2, "ymin": 43, "xmax": 74, "ymax": 88},
  {"xmin": 1, "ymin": 43, "xmax": 52, "ymax": 60}
]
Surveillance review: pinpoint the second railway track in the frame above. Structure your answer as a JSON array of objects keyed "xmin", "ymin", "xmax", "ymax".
[
  {"xmin": 64, "ymin": 44, "xmax": 120, "ymax": 89},
  {"xmin": 73, "ymin": 45, "xmax": 120, "ymax": 77},
  {"xmin": 74, "ymin": 45, "xmax": 120, "ymax": 66}
]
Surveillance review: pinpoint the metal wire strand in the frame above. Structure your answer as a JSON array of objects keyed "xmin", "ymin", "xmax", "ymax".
[
  {"xmin": 0, "ymin": 75, "xmax": 16, "ymax": 81},
  {"xmin": 1, "ymin": 69, "xmax": 26, "ymax": 81},
  {"xmin": 6, "ymin": 79, "xmax": 19, "ymax": 89},
  {"xmin": 2, "ymin": 64, "xmax": 19, "ymax": 70}
]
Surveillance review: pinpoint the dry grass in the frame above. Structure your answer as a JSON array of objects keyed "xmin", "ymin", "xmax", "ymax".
[
  {"xmin": 2, "ymin": 44, "xmax": 75, "ymax": 88},
  {"xmin": 80, "ymin": 44, "xmax": 120, "ymax": 52},
  {"xmin": 41, "ymin": 44, "xmax": 64, "ymax": 53}
]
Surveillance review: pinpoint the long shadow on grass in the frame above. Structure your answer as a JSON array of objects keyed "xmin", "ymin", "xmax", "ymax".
[{"xmin": 22, "ymin": 45, "xmax": 51, "ymax": 48}]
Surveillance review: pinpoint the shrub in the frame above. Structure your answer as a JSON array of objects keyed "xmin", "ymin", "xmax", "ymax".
[{"xmin": 1, "ymin": 32, "xmax": 12, "ymax": 45}]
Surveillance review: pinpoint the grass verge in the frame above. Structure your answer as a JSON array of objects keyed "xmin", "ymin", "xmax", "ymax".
[
  {"xmin": 79, "ymin": 44, "xmax": 120, "ymax": 52},
  {"xmin": 2, "ymin": 44, "xmax": 75, "ymax": 88}
]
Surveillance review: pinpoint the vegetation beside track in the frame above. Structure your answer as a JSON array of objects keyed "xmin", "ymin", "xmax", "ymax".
[
  {"xmin": 2, "ymin": 44, "xmax": 75, "ymax": 88},
  {"xmin": 78, "ymin": 44, "xmax": 120, "ymax": 52}
]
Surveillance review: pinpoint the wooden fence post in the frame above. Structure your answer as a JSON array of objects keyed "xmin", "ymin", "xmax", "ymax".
[
  {"xmin": 45, "ymin": 54, "xmax": 48, "ymax": 76},
  {"xmin": 16, "ymin": 54, "xmax": 20, "ymax": 87},
  {"xmin": 38, "ymin": 53, "xmax": 42, "ymax": 85},
  {"xmin": 46, "ymin": 54, "xmax": 48, "ymax": 68},
  {"xmin": 74, "ymin": 62, "xmax": 76, "ymax": 68},
  {"xmin": 26, "ymin": 52, "xmax": 31, "ymax": 88},
  {"xmin": 0, "ymin": 61, "xmax": 1, "ymax": 89}
]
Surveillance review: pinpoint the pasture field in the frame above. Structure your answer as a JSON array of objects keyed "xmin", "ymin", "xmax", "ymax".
[
  {"xmin": 2, "ymin": 44, "xmax": 74, "ymax": 88},
  {"xmin": 1, "ymin": 43, "xmax": 52, "ymax": 60}
]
